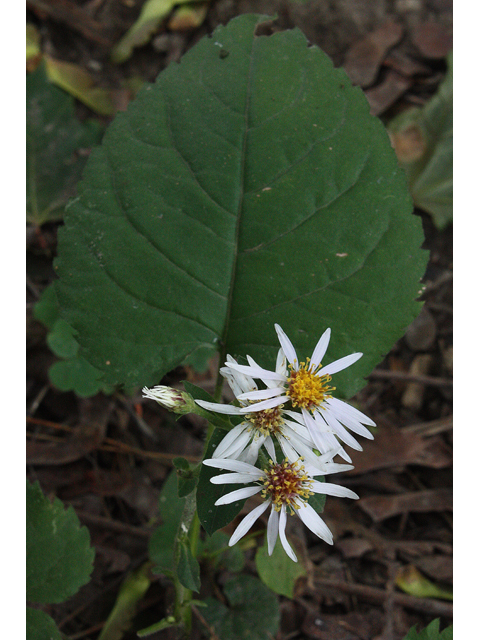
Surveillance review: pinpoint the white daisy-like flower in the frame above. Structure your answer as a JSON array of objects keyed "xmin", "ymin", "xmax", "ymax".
[
  {"xmin": 195, "ymin": 354, "xmax": 344, "ymax": 469},
  {"xmin": 203, "ymin": 450, "xmax": 358, "ymax": 562},
  {"xmin": 224, "ymin": 324, "xmax": 376, "ymax": 462}
]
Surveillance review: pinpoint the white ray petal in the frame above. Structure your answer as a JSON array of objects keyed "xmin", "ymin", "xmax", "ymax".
[
  {"xmin": 311, "ymin": 481, "xmax": 359, "ymax": 499},
  {"xmin": 320, "ymin": 410, "xmax": 363, "ymax": 451},
  {"xmin": 274, "ymin": 324, "xmax": 298, "ymax": 368},
  {"xmin": 278, "ymin": 505, "xmax": 298, "ymax": 562},
  {"xmin": 238, "ymin": 395, "xmax": 286, "ymax": 413},
  {"xmin": 267, "ymin": 507, "xmax": 279, "ymax": 555},
  {"xmin": 275, "ymin": 348, "xmax": 288, "ymax": 377},
  {"xmin": 238, "ymin": 435, "xmax": 266, "ymax": 466},
  {"xmin": 326, "ymin": 396, "xmax": 376, "ymax": 427},
  {"xmin": 295, "ymin": 503, "xmax": 333, "ymax": 545},
  {"xmin": 263, "ymin": 436, "xmax": 277, "ymax": 462},
  {"xmin": 203, "ymin": 458, "xmax": 261, "ymax": 474},
  {"xmin": 215, "ymin": 485, "xmax": 262, "ymax": 506},
  {"xmin": 237, "ymin": 387, "xmax": 285, "ymax": 401},
  {"xmin": 228, "ymin": 362, "xmax": 288, "ymax": 382},
  {"xmin": 229, "ymin": 501, "xmax": 270, "ymax": 545},
  {"xmin": 211, "ymin": 472, "xmax": 261, "ymax": 484},
  {"xmin": 311, "ymin": 328, "xmax": 331, "ymax": 368},
  {"xmin": 214, "ymin": 429, "xmax": 253, "ymax": 460},
  {"xmin": 320, "ymin": 352, "xmax": 363, "ymax": 377},
  {"xmin": 213, "ymin": 424, "xmax": 249, "ymax": 458},
  {"xmin": 195, "ymin": 399, "xmax": 242, "ymax": 415}
]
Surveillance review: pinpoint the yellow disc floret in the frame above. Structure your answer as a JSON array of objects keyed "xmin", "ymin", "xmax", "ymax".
[
  {"xmin": 245, "ymin": 404, "xmax": 284, "ymax": 437},
  {"xmin": 287, "ymin": 358, "xmax": 335, "ymax": 412},
  {"xmin": 260, "ymin": 458, "xmax": 314, "ymax": 513}
]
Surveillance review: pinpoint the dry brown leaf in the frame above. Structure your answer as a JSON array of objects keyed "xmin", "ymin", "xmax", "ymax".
[
  {"xmin": 347, "ymin": 422, "xmax": 452, "ymax": 474},
  {"xmin": 358, "ymin": 488, "xmax": 452, "ymax": 522}
]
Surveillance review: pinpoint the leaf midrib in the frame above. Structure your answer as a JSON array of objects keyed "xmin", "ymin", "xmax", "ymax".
[{"xmin": 219, "ymin": 32, "xmax": 257, "ymax": 360}]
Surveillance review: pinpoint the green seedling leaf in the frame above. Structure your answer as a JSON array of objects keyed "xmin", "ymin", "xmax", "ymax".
[
  {"xmin": 199, "ymin": 530, "xmax": 245, "ymax": 572},
  {"xmin": 255, "ymin": 539, "xmax": 306, "ymax": 597},
  {"xmin": 56, "ymin": 14, "xmax": 427, "ymax": 399},
  {"xmin": 395, "ymin": 565, "xmax": 453, "ymax": 601},
  {"xmin": 402, "ymin": 618, "xmax": 453, "ymax": 640},
  {"xmin": 26, "ymin": 480, "xmax": 94, "ymax": 604},
  {"xmin": 34, "ymin": 285, "xmax": 112, "ymax": 397},
  {"xmin": 137, "ymin": 616, "xmax": 180, "ymax": 637},
  {"xmin": 389, "ymin": 53, "xmax": 452, "ymax": 229},
  {"xmin": 177, "ymin": 541, "xmax": 201, "ymax": 591},
  {"xmin": 196, "ymin": 427, "xmax": 248, "ymax": 536},
  {"xmin": 27, "ymin": 63, "xmax": 103, "ymax": 226},
  {"xmin": 148, "ymin": 472, "xmax": 185, "ymax": 573},
  {"xmin": 203, "ymin": 574, "xmax": 280, "ymax": 640},
  {"xmin": 45, "ymin": 56, "xmax": 114, "ymax": 116},
  {"xmin": 111, "ymin": 0, "xmax": 207, "ymax": 63},
  {"xmin": 97, "ymin": 562, "xmax": 152, "ymax": 640},
  {"xmin": 26, "ymin": 607, "xmax": 62, "ymax": 640}
]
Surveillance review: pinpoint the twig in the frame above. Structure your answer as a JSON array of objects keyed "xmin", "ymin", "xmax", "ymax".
[
  {"xmin": 75, "ymin": 509, "xmax": 151, "ymax": 539},
  {"xmin": 314, "ymin": 578, "xmax": 453, "ymax": 617},
  {"xmin": 191, "ymin": 605, "xmax": 222, "ymax": 640},
  {"xmin": 404, "ymin": 416, "xmax": 453, "ymax": 436},
  {"xmin": 367, "ymin": 369, "xmax": 452, "ymax": 388}
]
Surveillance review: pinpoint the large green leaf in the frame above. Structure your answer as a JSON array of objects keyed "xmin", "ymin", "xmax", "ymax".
[
  {"xmin": 26, "ymin": 480, "xmax": 94, "ymax": 604},
  {"xmin": 55, "ymin": 14, "xmax": 426, "ymax": 398},
  {"xmin": 26, "ymin": 64, "xmax": 104, "ymax": 226}
]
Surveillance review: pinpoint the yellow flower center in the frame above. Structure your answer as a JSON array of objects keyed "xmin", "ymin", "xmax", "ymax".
[
  {"xmin": 245, "ymin": 405, "xmax": 284, "ymax": 437},
  {"xmin": 287, "ymin": 358, "xmax": 334, "ymax": 412},
  {"xmin": 260, "ymin": 459, "xmax": 314, "ymax": 513}
]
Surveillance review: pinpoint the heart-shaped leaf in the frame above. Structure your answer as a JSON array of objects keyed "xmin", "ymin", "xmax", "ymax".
[{"xmin": 55, "ymin": 14, "xmax": 426, "ymax": 399}]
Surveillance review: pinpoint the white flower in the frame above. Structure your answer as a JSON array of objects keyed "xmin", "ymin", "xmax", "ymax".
[
  {"xmin": 225, "ymin": 324, "xmax": 376, "ymax": 462},
  {"xmin": 195, "ymin": 355, "xmax": 339, "ymax": 469},
  {"xmin": 203, "ymin": 451, "xmax": 358, "ymax": 562}
]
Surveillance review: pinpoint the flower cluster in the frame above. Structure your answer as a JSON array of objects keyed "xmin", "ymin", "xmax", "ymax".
[{"xmin": 144, "ymin": 324, "xmax": 375, "ymax": 562}]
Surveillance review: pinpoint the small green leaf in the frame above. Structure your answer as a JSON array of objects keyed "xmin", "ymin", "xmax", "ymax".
[
  {"xmin": 182, "ymin": 382, "xmax": 233, "ymax": 431},
  {"xmin": 173, "ymin": 457, "xmax": 200, "ymax": 497},
  {"xmin": 199, "ymin": 530, "xmax": 245, "ymax": 572},
  {"xmin": 26, "ymin": 480, "xmax": 94, "ymax": 604},
  {"xmin": 202, "ymin": 574, "xmax": 280, "ymax": 640},
  {"xmin": 26, "ymin": 607, "xmax": 62, "ymax": 640},
  {"xmin": 176, "ymin": 541, "xmax": 201, "ymax": 591},
  {"xmin": 27, "ymin": 63, "xmax": 103, "ymax": 226},
  {"xmin": 255, "ymin": 540, "xmax": 306, "ymax": 597},
  {"xmin": 196, "ymin": 428, "xmax": 247, "ymax": 536},
  {"xmin": 402, "ymin": 618, "xmax": 453, "ymax": 640},
  {"xmin": 148, "ymin": 472, "xmax": 185, "ymax": 573},
  {"xmin": 56, "ymin": 14, "xmax": 427, "ymax": 398}
]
